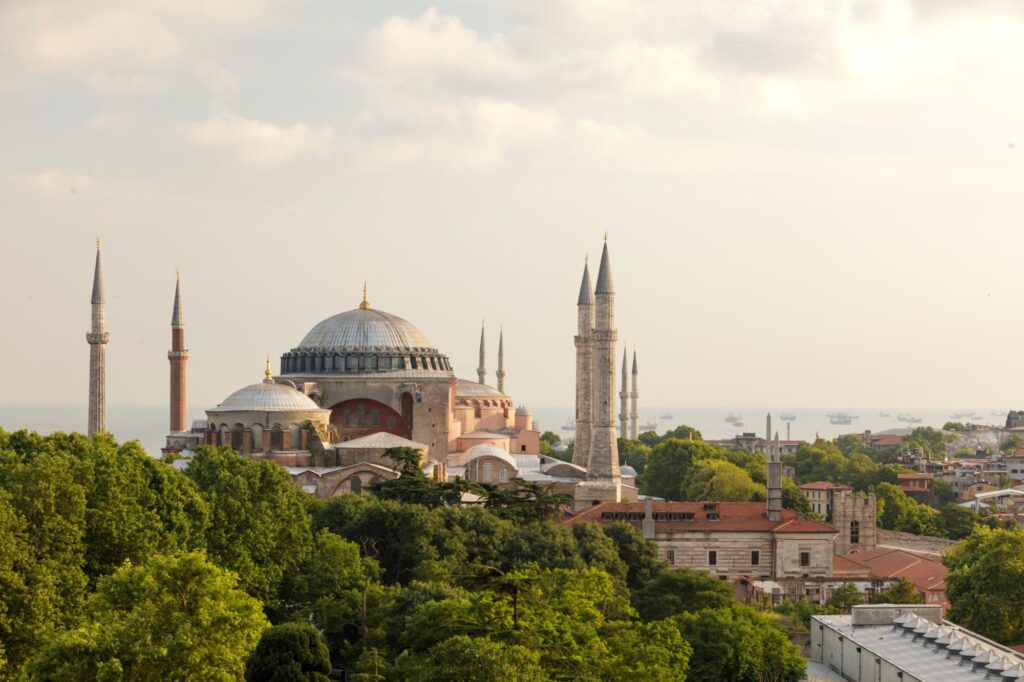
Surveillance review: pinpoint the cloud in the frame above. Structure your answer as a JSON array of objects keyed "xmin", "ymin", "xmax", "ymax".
[
  {"xmin": 179, "ymin": 111, "xmax": 335, "ymax": 165},
  {"xmin": 23, "ymin": 171, "xmax": 94, "ymax": 196},
  {"xmin": 86, "ymin": 71, "xmax": 175, "ymax": 95},
  {"xmin": 602, "ymin": 41, "xmax": 720, "ymax": 98}
]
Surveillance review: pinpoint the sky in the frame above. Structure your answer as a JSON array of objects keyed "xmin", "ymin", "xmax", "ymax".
[{"xmin": 2, "ymin": 0, "xmax": 1024, "ymax": 415}]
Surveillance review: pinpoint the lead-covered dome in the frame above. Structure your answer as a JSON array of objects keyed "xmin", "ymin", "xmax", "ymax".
[
  {"xmin": 298, "ymin": 308, "xmax": 432, "ymax": 351},
  {"xmin": 209, "ymin": 379, "xmax": 322, "ymax": 412}
]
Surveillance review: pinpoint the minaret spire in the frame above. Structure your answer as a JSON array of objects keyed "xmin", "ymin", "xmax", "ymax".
[
  {"xmin": 573, "ymin": 259, "xmax": 594, "ymax": 468},
  {"xmin": 496, "ymin": 327, "xmax": 506, "ymax": 393},
  {"xmin": 477, "ymin": 320, "xmax": 487, "ymax": 384},
  {"xmin": 87, "ymin": 240, "xmax": 109, "ymax": 436},
  {"xmin": 168, "ymin": 270, "xmax": 188, "ymax": 433},
  {"xmin": 619, "ymin": 346, "xmax": 629, "ymax": 437},
  {"xmin": 630, "ymin": 349, "xmax": 639, "ymax": 439}
]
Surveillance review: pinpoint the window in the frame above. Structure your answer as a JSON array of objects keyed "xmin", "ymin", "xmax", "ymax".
[
  {"xmin": 707, "ymin": 512, "xmax": 720, "ymax": 520},
  {"xmin": 521, "ymin": 445, "xmax": 526, "ymax": 452},
  {"xmin": 800, "ymin": 551, "xmax": 811, "ymax": 567},
  {"xmin": 666, "ymin": 550, "xmax": 675, "ymax": 565},
  {"xmin": 850, "ymin": 520, "xmax": 860, "ymax": 545},
  {"xmin": 482, "ymin": 462, "xmax": 493, "ymax": 482},
  {"xmin": 751, "ymin": 550, "xmax": 760, "ymax": 566},
  {"xmin": 350, "ymin": 477, "xmax": 362, "ymax": 494},
  {"xmin": 499, "ymin": 467, "xmax": 509, "ymax": 483},
  {"xmin": 708, "ymin": 550, "xmax": 718, "ymax": 566}
]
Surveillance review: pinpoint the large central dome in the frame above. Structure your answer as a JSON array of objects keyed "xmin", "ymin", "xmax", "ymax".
[
  {"xmin": 281, "ymin": 302, "xmax": 453, "ymax": 377},
  {"xmin": 298, "ymin": 308, "xmax": 433, "ymax": 351}
]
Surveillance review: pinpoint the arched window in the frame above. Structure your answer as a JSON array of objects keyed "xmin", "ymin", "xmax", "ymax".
[
  {"xmin": 350, "ymin": 477, "xmax": 362, "ymax": 494},
  {"xmin": 271, "ymin": 425, "xmax": 283, "ymax": 450},
  {"xmin": 499, "ymin": 467, "xmax": 509, "ymax": 483},
  {"xmin": 482, "ymin": 461, "xmax": 493, "ymax": 483},
  {"xmin": 233, "ymin": 424, "xmax": 245, "ymax": 454},
  {"xmin": 850, "ymin": 520, "xmax": 860, "ymax": 546},
  {"xmin": 473, "ymin": 401, "xmax": 481, "ymax": 419}
]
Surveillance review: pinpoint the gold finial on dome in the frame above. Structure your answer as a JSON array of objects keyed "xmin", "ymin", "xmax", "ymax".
[
  {"xmin": 359, "ymin": 282, "xmax": 371, "ymax": 310},
  {"xmin": 264, "ymin": 354, "xmax": 273, "ymax": 382}
]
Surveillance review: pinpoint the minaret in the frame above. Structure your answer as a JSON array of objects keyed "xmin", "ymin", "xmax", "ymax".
[
  {"xmin": 630, "ymin": 350, "xmax": 639, "ymax": 440},
  {"xmin": 766, "ymin": 433, "xmax": 783, "ymax": 522},
  {"xmin": 576, "ymin": 236, "xmax": 621, "ymax": 508},
  {"xmin": 477, "ymin": 321, "xmax": 487, "ymax": 384},
  {"xmin": 168, "ymin": 271, "xmax": 188, "ymax": 433},
  {"xmin": 573, "ymin": 259, "xmax": 594, "ymax": 468},
  {"xmin": 766, "ymin": 413, "xmax": 772, "ymax": 443},
  {"xmin": 496, "ymin": 328, "xmax": 506, "ymax": 393},
  {"xmin": 86, "ymin": 239, "xmax": 109, "ymax": 436},
  {"xmin": 619, "ymin": 347, "xmax": 629, "ymax": 436}
]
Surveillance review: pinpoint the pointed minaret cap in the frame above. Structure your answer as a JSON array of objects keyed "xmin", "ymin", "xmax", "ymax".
[
  {"xmin": 595, "ymin": 238, "xmax": 614, "ymax": 295},
  {"xmin": 632, "ymin": 348, "xmax": 638, "ymax": 374},
  {"xmin": 171, "ymin": 270, "xmax": 183, "ymax": 327},
  {"xmin": 577, "ymin": 258, "xmax": 594, "ymax": 305},
  {"xmin": 621, "ymin": 347, "xmax": 629, "ymax": 379},
  {"xmin": 91, "ymin": 237, "xmax": 105, "ymax": 304},
  {"xmin": 359, "ymin": 282, "xmax": 371, "ymax": 310},
  {"xmin": 264, "ymin": 355, "xmax": 274, "ymax": 383}
]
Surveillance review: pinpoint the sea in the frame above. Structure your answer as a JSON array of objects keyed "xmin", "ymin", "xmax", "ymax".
[{"xmin": 0, "ymin": 404, "xmax": 1005, "ymax": 457}]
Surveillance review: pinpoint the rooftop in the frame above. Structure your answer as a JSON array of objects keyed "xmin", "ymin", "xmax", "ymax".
[
  {"xmin": 799, "ymin": 481, "xmax": 854, "ymax": 491},
  {"xmin": 840, "ymin": 548, "xmax": 947, "ymax": 593},
  {"xmin": 565, "ymin": 501, "xmax": 838, "ymax": 534}
]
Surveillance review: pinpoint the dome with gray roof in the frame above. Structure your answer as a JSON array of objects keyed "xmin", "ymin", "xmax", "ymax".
[{"xmin": 209, "ymin": 378, "xmax": 322, "ymax": 413}]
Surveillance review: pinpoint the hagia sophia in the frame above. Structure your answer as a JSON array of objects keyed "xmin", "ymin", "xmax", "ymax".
[{"xmin": 89, "ymin": 238, "xmax": 639, "ymax": 508}]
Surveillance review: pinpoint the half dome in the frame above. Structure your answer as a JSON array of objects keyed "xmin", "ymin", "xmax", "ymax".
[{"xmin": 209, "ymin": 380, "xmax": 322, "ymax": 412}]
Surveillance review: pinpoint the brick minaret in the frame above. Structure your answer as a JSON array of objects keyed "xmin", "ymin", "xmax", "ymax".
[
  {"xmin": 168, "ymin": 271, "xmax": 188, "ymax": 433},
  {"xmin": 477, "ymin": 321, "xmax": 487, "ymax": 384},
  {"xmin": 629, "ymin": 350, "xmax": 639, "ymax": 440},
  {"xmin": 573, "ymin": 259, "xmax": 594, "ymax": 468},
  {"xmin": 619, "ymin": 347, "xmax": 629, "ymax": 437},
  {"xmin": 496, "ymin": 328, "xmax": 506, "ymax": 393},
  {"xmin": 87, "ymin": 239, "xmax": 109, "ymax": 436},
  {"xmin": 575, "ymin": 237, "xmax": 621, "ymax": 508}
]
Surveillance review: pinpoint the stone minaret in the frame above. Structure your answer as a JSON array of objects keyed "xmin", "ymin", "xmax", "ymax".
[
  {"xmin": 496, "ymin": 328, "xmax": 506, "ymax": 393},
  {"xmin": 630, "ymin": 350, "xmax": 639, "ymax": 440},
  {"xmin": 575, "ymin": 238, "xmax": 621, "ymax": 508},
  {"xmin": 573, "ymin": 260, "xmax": 594, "ymax": 468},
  {"xmin": 86, "ymin": 240, "xmax": 109, "ymax": 436},
  {"xmin": 477, "ymin": 321, "xmax": 487, "ymax": 384},
  {"xmin": 168, "ymin": 271, "xmax": 188, "ymax": 433},
  {"xmin": 766, "ymin": 413, "xmax": 772, "ymax": 443},
  {"xmin": 619, "ymin": 348, "xmax": 629, "ymax": 436},
  {"xmin": 766, "ymin": 433, "xmax": 783, "ymax": 521}
]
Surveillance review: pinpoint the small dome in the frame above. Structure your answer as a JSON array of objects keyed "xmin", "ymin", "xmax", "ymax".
[
  {"xmin": 209, "ymin": 380, "xmax": 321, "ymax": 412},
  {"xmin": 464, "ymin": 443, "xmax": 518, "ymax": 469},
  {"xmin": 515, "ymin": 405, "xmax": 532, "ymax": 416},
  {"xmin": 620, "ymin": 465, "xmax": 638, "ymax": 477}
]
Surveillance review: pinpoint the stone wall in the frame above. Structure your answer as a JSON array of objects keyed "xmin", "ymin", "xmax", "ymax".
[{"xmin": 877, "ymin": 529, "xmax": 958, "ymax": 556}]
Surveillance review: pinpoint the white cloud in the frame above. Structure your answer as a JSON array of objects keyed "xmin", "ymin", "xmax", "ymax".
[
  {"xmin": 180, "ymin": 111, "xmax": 335, "ymax": 165},
  {"xmin": 602, "ymin": 41, "xmax": 720, "ymax": 98},
  {"xmin": 23, "ymin": 171, "xmax": 94, "ymax": 196}
]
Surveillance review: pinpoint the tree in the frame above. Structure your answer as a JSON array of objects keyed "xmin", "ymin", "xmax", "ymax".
[
  {"xmin": 945, "ymin": 526, "xmax": 1024, "ymax": 644},
  {"xmin": 1002, "ymin": 435, "xmax": 1022, "ymax": 452},
  {"xmin": 571, "ymin": 522, "xmax": 628, "ymax": 586},
  {"xmin": 943, "ymin": 422, "xmax": 967, "ymax": 432},
  {"xmin": 29, "ymin": 552, "xmax": 268, "ymax": 681},
  {"xmin": 681, "ymin": 459, "xmax": 764, "ymax": 502},
  {"xmin": 394, "ymin": 635, "xmax": 546, "ymax": 682},
  {"xmin": 599, "ymin": 620, "xmax": 691, "ymax": 681},
  {"xmin": 872, "ymin": 483, "xmax": 942, "ymax": 536},
  {"xmin": 675, "ymin": 603, "xmax": 805, "ymax": 682},
  {"xmin": 639, "ymin": 439, "xmax": 722, "ymax": 500},
  {"xmin": 905, "ymin": 427, "xmax": 947, "ymax": 459},
  {"xmin": 245, "ymin": 623, "xmax": 331, "ymax": 682},
  {"xmin": 185, "ymin": 446, "xmax": 313, "ymax": 605},
  {"xmin": 782, "ymin": 479, "xmax": 814, "ymax": 516},
  {"xmin": 602, "ymin": 522, "xmax": 663, "ymax": 589},
  {"xmin": 939, "ymin": 504, "xmax": 980, "ymax": 540},
  {"xmin": 826, "ymin": 583, "xmax": 864, "ymax": 612},
  {"xmin": 539, "ymin": 432, "xmax": 562, "ymax": 458},
  {"xmin": 618, "ymin": 438, "xmax": 651, "ymax": 474},
  {"xmin": 871, "ymin": 578, "xmax": 921, "ymax": 604},
  {"xmin": 632, "ymin": 568, "xmax": 735, "ymax": 621},
  {"xmin": 932, "ymin": 480, "xmax": 958, "ymax": 508}
]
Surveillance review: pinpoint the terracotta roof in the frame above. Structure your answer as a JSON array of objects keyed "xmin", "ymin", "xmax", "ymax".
[
  {"xmin": 564, "ymin": 501, "xmax": 838, "ymax": 534},
  {"xmin": 799, "ymin": 481, "xmax": 853, "ymax": 491},
  {"xmin": 898, "ymin": 472, "xmax": 934, "ymax": 480},
  {"xmin": 840, "ymin": 548, "xmax": 947, "ymax": 592},
  {"xmin": 833, "ymin": 554, "xmax": 872, "ymax": 578}
]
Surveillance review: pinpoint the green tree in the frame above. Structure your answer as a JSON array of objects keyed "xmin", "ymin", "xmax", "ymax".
[
  {"xmin": 826, "ymin": 583, "xmax": 864, "ymax": 612},
  {"xmin": 873, "ymin": 483, "xmax": 942, "ymax": 536},
  {"xmin": 618, "ymin": 438, "xmax": 651, "ymax": 474},
  {"xmin": 394, "ymin": 635, "xmax": 546, "ymax": 682},
  {"xmin": 29, "ymin": 552, "xmax": 268, "ymax": 681},
  {"xmin": 782, "ymin": 479, "xmax": 814, "ymax": 516},
  {"xmin": 639, "ymin": 439, "xmax": 722, "ymax": 500},
  {"xmin": 245, "ymin": 622, "xmax": 331, "ymax": 682},
  {"xmin": 599, "ymin": 620, "xmax": 691, "ymax": 681},
  {"xmin": 932, "ymin": 480, "xmax": 958, "ymax": 508},
  {"xmin": 539, "ymin": 431, "xmax": 561, "ymax": 458},
  {"xmin": 681, "ymin": 459, "xmax": 765, "ymax": 502},
  {"xmin": 939, "ymin": 503, "xmax": 980, "ymax": 540},
  {"xmin": 570, "ymin": 522, "xmax": 628, "ymax": 586},
  {"xmin": 1002, "ymin": 435, "xmax": 1023, "ymax": 452},
  {"xmin": 943, "ymin": 422, "xmax": 967, "ymax": 432},
  {"xmin": 632, "ymin": 568, "xmax": 735, "ymax": 621},
  {"xmin": 602, "ymin": 522, "xmax": 663, "ymax": 589},
  {"xmin": 185, "ymin": 446, "xmax": 313, "ymax": 605},
  {"xmin": 945, "ymin": 526, "xmax": 1024, "ymax": 644},
  {"xmin": 905, "ymin": 427, "xmax": 947, "ymax": 459},
  {"xmin": 871, "ymin": 578, "xmax": 921, "ymax": 604}
]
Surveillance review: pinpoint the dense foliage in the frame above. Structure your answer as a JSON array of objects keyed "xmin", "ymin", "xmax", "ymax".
[
  {"xmin": 945, "ymin": 526, "xmax": 1024, "ymax": 645},
  {"xmin": 0, "ymin": 429, "xmax": 806, "ymax": 681}
]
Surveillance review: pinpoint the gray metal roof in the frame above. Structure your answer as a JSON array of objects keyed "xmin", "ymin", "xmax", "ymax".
[
  {"xmin": 595, "ymin": 241, "xmax": 614, "ymax": 295},
  {"xmin": 209, "ymin": 379, "xmax": 324, "ymax": 412},
  {"xmin": 455, "ymin": 378, "xmax": 506, "ymax": 398},
  {"xmin": 91, "ymin": 247, "xmax": 104, "ymax": 304},
  {"xmin": 577, "ymin": 261, "xmax": 594, "ymax": 306},
  {"xmin": 297, "ymin": 307, "xmax": 435, "ymax": 352},
  {"xmin": 171, "ymin": 273, "xmax": 183, "ymax": 327}
]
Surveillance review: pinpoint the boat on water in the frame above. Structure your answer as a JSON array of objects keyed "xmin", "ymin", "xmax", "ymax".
[
  {"xmin": 725, "ymin": 413, "xmax": 740, "ymax": 424},
  {"xmin": 897, "ymin": 414, "xmax": 923, "ymax": 424},
  {"xmin": 827, "ymin": 412, "xmax": 859, "ymax": 426},
  {"xmin": 992, "ymin": 410, "xmax": 1008, "ymax": 417},
  {"xmin": 561, "ymin": 418, "xmax": 575, "ymax": 431},
  {"xmin": 659, "ymin": 413, "xmax": 674, "ymax": 420},
  {"xmin": 780, "ymin": 412, "xmax": 797, "ymax": 421},
  {"xmin": 639, "ymin": 420, "xmax": 658, "ymax": 432},
  {"xmin": 879, "ymin": 412, "xmax": 891, "ymax": 418}
]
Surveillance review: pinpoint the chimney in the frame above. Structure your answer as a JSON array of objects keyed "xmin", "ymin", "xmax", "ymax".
[{"xmin": 766, "ymin": 433, "xmax": 783, "ymax": 522}]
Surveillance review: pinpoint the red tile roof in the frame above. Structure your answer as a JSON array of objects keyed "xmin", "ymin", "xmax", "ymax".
[
  {"xmin": 564, "ymin": 501, "xmax": 838, "ymax": 534},
  {"xmin": 798, "ymin": 481, "xmax": 854, "ymax": 491},
  {"xmin": 898, "ymin": 472, "xmax": 934, "ymax": 480},
  {"xmin": 840, "ymin": 548, "xmax": 947, "ymax": 592}
]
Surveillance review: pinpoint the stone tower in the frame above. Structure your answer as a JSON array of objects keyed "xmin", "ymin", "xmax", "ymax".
[
  {"xmin": 619, "ymin": 348, "xmax": 629, "ymax": 436},
  {"xmin": 168, "ymin": 271, "xmax": 188, "ymax": 433},
  {"xmin": 575, "ymin": 239, "xmax": 621, "ymax": 508},
  {"xmin": 496, "ymin": 328, "xmax": 506, "ymax": 393},
  {"xmin": 766, "ymin": 433, "xmax": 783, "ymax": 521},
  {"xmin": 573, "ymin": 260, "xmax": 594, "ymax": 468},
  {"xmin": 86, "ymin": 240, "xmax": 109, "ymax": 436},
  {"xmin": 832, "ymin": 490, "xmax": 878, "ymax": 554},
  {"xmin": 766, "ymin": 412, "xmax": 772, "ymax": 442},
  {"xmin": 477, "ymin": 321, "xmax": 487, "ymax": 384},
  {"xmin": 629, "ymin": 350, "xmax": 639, "ymax": 440}
]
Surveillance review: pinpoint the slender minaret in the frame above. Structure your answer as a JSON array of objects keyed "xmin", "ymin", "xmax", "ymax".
[
  {"xmin": 629, "ymin": 350, "xmax": 639, "ymax": 440},
  {"xmin": 578, "ymin": 236, "xmax": 621, "ymax": 504},
  {"xmin": 496, "ymin": 328, "xmax": 506, "ymax": 393},
  {"xmin": 766, "ymin": 413, "xmax": 772, "ymax": 443},
  {"xmin": 766, "ymin": 433, "xmax": 783, "ymax": 521},
  {"xmin": 168, "ymin": 271, "xmax": 188, "ymax": 433},
  {"xmin": 573, "ymin": 260, "xmax": 594, "ymax": 468},
  {"xmin": 86, "ymin": 239, "xmax": 109, "ymax": 436},
  {"xmin": 477, "ymin": 321, "xmax": 487, "ymax": 384},
  {"xmin": 619, "ymin": 347, "xmax": 629, "ymax": 436}
]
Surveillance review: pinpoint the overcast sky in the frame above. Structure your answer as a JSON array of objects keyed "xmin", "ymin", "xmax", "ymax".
[{"xmin": 2, "ymin": 0, "xmax": 1024, "ymax": 414}]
